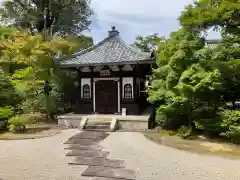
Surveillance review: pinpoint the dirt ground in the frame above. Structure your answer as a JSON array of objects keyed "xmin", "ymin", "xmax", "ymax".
[
  {"xmin": 144, "ymin": 131, "xmax": 240, "ymax": 159},
  {"xmin": 0, "ymin": 123, "xmax": 62, "ymax": 140}
]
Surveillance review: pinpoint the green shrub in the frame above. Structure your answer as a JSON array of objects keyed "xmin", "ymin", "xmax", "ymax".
[
  {"xmin": 8, "ymin": 115, "xmax": 27, "ymax": 132},
  {"xmin": 8, "ymin": 113, "xmax": 43, "ymax": 133},
  {"xmin": 0, "ymin": 106, "xmax": 14, "ymax": 130},
  {"xmin": 228, "ymin": 126, "xmax": 240, "ymax": 144},
  {"xmin": 155, "ymin": 108, "xmax": 189, "ymax": 130},
  {"xmin": 177, "ymin": 125, "xmax": 192, "ymax": 139},
  {"xmin": 169, "ymin": 131, "xmax": 177, "ymax": 136},
  {"xmin": 219, "ymin": 110, "xmax": 240, "ymax": 143},
  {"xmin": 0, "ymin": 68, "xmax": 20, "ymax": 106},
  {"xmin": 19, "ymin": 98, "xmax": 43, "ymax": 113},
  {"xmin": 220, "ymin": 110, "xmax": 240, "ymax": 134},
  {"xmin": 25, "ymin": 112, "xmax": 44, "ymax": 123},
  {"xmin": 0, "ymin": 106, "xmax": 14, "ymax": 119},
  {"xmin": 194, "ymin": 118, "xmax": 222, "ymax": 136}
]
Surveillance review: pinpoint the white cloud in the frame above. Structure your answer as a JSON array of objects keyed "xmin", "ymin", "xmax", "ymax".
[
  {"xmin": 92, "ymin": 0, "xmax": 193, "ymax": 19},
  {"xmin": 88, "ymin": 0, "xmax": 194, "ymax": 42}
]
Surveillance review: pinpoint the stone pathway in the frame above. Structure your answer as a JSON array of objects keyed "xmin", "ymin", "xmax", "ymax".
[{"xmin": 64, "ymin": 131, "xmax": 136, "ymax": 180}]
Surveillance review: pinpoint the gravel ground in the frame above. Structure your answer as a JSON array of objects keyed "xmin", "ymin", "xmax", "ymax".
[
  {"xmin": 100, "ymin": 132, "xmax": 240, "ymax": 180},
  {"xmin": 0, "ymin": 129, "xmax": 90, "ymax": 180},
  {"xmin": 1, "ymin": 130, "xmax": 240, "ymax": 180}
]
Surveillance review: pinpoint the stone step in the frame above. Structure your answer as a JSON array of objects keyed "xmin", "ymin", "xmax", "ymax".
[
  {"xmin": 92, "ymin": 178, "xmax": 125, "ymax": 180},
  {"xmin": 64, "ymin": 144, "xmax": 103, "ymax": 151},
  {"xmin": 84, "ymin": 124, "xmax": 110, "ymax": 130},
  {"xmin": 64, "ymin": 139, "xmax": 97, "ymax": 145},
  {"xmin": 69, "ymin": 131, "xmax": 109, "ymax": 141},
  {"xmin": 69, "ymin": 157, "xmax": 125, "ymax": 168},
  {"xmin": 86, "ymin": 121, "xmax": 111, "ymax": 125},
  {"xmin": 86, "ymin": 116, "xmax": 114, "ymax": 122},
  {"xmin": 66, "ymin": 150, "xmax": 109, "ymax": 158},
  {"xmin": 82, "ymin": 166, "xmax": 135, "ymax": 180},
  {"xmin": 84, "ymin": 129, "xmax": 111, "ymax": 132}
]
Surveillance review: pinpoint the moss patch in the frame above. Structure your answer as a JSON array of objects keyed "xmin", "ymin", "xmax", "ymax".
[
  {"xmin": 0, "ymin": 124, "xmax": 61, "ymax": 140},
  {"xmin": 144, "ymin": 131, "xmax": 240, "ymax": 159}
]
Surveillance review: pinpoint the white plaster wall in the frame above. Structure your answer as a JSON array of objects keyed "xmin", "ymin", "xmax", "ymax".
[
  {"xmin": 122, "ymin": 77, "xmax": 134, "ymax": 98},
  {"xmin": 81, "ymin": 78, "xmax": 91, "ymax": 98}
]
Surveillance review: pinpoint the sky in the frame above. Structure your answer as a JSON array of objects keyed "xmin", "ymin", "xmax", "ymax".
[
  {"xmin": 0, "ymin": 0, "xmax": 220, "ymax": 43},
  {"xmin": 84, "ymin": 0, "xmax": 220, "ymax": 43}
]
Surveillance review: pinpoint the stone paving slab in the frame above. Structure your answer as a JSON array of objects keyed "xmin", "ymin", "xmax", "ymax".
[
  {"xmin": 69, "ymin": 131, "xmax": 109, "ymax": 141},
  {"xmin": 66, "ymin": 150, "xmax": 109, "ymax": 158},
  {"xmin": 64, "ymin": 144, "xmax": 103, "ymax": 151},
  {"xmin": 64, "ymin": 139, "xmax": 97, "ymax": 145},
  {"xmin": 92, "ymin": 178, "xmax": 125, "ymax": 180},
  {"xmin": 82, "ymin": 166, "xmax": 135, "ymax": 180},
  {"xmin": 69, "ymin": 157, "xmax": 125, "ymax": 168}
]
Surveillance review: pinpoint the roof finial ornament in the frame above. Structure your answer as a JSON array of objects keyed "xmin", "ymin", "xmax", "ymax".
[{"xmin": 108, "ymin": 25, "xmax": 119, "ymax": 37}]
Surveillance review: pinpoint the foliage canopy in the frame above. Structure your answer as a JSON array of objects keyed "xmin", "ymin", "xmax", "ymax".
[
  {"xmin": 147, "ymin": 0, "xmax": 240, "ymax": 143},
  {"xmin": 0, "ymin": 0, "xmax": 93, "ymax": 36}
]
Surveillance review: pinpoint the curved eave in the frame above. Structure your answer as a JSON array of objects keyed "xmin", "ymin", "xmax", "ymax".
[{"xmin": 57, "ymin": 58, "xmax": 155, "ymax": 68}]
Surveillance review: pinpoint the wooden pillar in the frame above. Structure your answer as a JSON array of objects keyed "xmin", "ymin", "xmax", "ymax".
[
  {"xmin": 89, "ymin": 66, "xmax": 94, "ymax": 114},
  {"xmin": 117, "ymin": 79, "xmax": 120, "ymax": 113},
  {"xmin": 131, "ymin": 64, "xmax": 137, "ymax": 101},
  {"xmin": 118, "ymin": 65, "xmax": 123, "ymax": 114},
  {"xmin": 76, "ymin": 68, "xmax": 82, "ymax": 103}
]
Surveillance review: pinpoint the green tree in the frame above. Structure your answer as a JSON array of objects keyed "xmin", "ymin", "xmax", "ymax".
[
  {"xmin": 179, "ymin": 0, "xmax": 240, "ymax": 106},
  {"xmin": 148, "ymin": 29, "xmax": 222, "ymax": 129},
  {"xmin": 132, "ymin": 34, "xmax": 163, "ymax": 52},
  {"xmin": 148, "ymin": 0, "xmax": 240, "ymax": 141},
  {"xmin": 0, "ymin": 68, "xmax": 19, "ymax": 107},
  {"xmin": 0, "ymin": 27, "xmax": 84, "ymax": 121},
  {"xmin": 0, "ymin": 0, "xmax": 93, "ymax": 36},
  {"xmin": 179, "ymin": 0, "xmax": 240, "ymax": 36}
]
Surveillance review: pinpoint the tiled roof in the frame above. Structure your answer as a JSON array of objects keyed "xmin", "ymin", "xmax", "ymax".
[{"xmin": 57, "ymin": 27, "xmax": 152, "ymax": 67}]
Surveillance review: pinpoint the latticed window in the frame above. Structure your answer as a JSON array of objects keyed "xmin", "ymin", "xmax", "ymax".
[
  {"xmin": 124, "ymin": 84, "xmax": 132, "ymax": 98},
  {"xmin": 82, "ymin": 84, "xmax": 90, "ymax": 98}
]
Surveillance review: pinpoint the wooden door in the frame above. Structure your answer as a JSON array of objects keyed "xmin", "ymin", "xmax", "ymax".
[{"xmin": 95, "ymin": 80, "xmax": 118, "ymax": 114}]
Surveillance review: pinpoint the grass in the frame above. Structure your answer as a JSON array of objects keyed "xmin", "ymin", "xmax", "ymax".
[
  {"xmin": 144, "ymin": 130, "xmax": 240, "ymax": 159},
  {"xmin": 0, "ymin": 123, "xmax": 61, "ymax": 140}
]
